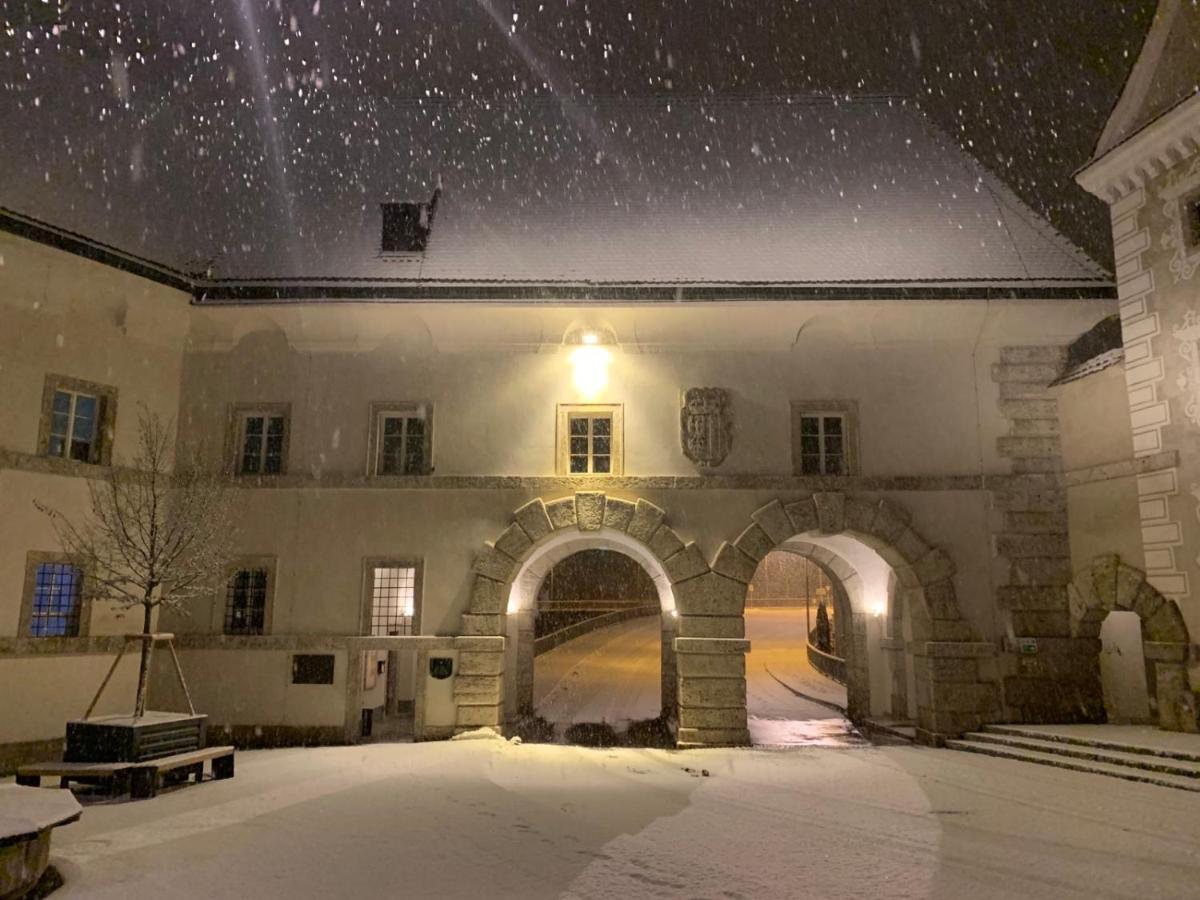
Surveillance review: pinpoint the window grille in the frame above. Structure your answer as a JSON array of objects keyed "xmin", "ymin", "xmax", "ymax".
[
  {"xmin": 29, "ymin": 562, "xmax": 83, "ymax": 637},
  {"xmin": 224, "ymin": 568, "xmax": 269, "ymax": 635},
  {"xmin": 370, "ymin": 566, "xmax": 416, "ymax": 636}
]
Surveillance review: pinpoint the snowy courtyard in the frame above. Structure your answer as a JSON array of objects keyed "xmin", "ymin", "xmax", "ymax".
[{"xmin": 28, "ymin": 736, "xmax": 1200, "ymax": 899}]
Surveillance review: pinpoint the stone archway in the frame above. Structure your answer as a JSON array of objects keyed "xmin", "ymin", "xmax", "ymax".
[
  {"xmin": 459, "ymin": 491, "xmax": 748, "ymax": 746},
  {"xmin": 718, "ymin": 493, "xmax": 1000, "ymax": 741},
  {"xmin": 1068, "ymin": 555, "xmax": 1198, "ymax": 733}
]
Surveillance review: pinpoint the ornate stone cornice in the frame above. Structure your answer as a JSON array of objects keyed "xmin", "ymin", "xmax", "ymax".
[{"xmin": 1076, "ymin": 92, "xmax": 1200, "ymax": 203}]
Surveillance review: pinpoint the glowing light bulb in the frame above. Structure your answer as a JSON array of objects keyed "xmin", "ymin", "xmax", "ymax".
[
  {"xmin": 570, "ymin": 345, "xmax": 611, "ymax": 397},
  {"xmin": 581, "ymin": 331, "xmax": 599, "ymax": 345}
]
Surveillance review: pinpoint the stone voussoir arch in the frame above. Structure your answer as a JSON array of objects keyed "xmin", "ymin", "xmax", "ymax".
[
  {"xmin": 1068, "ymin": 554, "xmax": 1197, "ymax": 733},
  {"xmin": 716, "ymin": 493, "xmax": 1000, "ymax": 740},
  {"xmin": 455, "ymin": 491, "xmax": 723, "ymax": 738}
]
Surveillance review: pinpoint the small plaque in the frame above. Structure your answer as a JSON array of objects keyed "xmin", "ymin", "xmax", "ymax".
[{"xmin": 429, "ymin": 657, "xmax": 454, "ymax": 680}]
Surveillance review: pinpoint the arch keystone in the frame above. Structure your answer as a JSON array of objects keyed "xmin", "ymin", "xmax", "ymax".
[
  {"xmin": 627, "ymin": 499, "xmax": 666, "ymax": 543},
  {"xmin": 812, "ymin": 492, "xmax": 846, "ymax": 534},
  {"xmin": 546, "ymin": 497, "xmax": 577, "ymax": 530},
  {"xmin": 665, "ymin": 542, "xmax": 710, "ymax": 583},
  {"xmin": 649, "ymin": 524, "xmax": 686, "ymax": 562},
  {"xmin": 513, "ymin": 498, "xmax": 554, "ymax": 542},
  {"xmin": 575, "ymin": 491, "xmax": 606, "ymax": 530},
  {"xmin": 602, "ymin": 496, "xmax": 636, "ymax": 531},
  {"xmin": 1091, "ymin": 553, "xmax": 1120, "ymax": 609},
  {"xmin": 751, "ymin": 499, "xmax": 793, "ymax": 544}
]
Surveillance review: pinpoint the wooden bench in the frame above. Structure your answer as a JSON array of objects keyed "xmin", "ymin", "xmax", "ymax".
[
  {"xmin": 129, "ymin": 746, "xmax": 235, "ymax": 799},
  {"xmin": 16, "ymin": 761, "xmax": 134, "ymax": 795}
]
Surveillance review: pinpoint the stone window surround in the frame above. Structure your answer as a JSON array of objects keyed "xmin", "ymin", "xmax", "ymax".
[
  {"xmin": 555, "ymin": 403, "xmax": 624, "ymax": 476},
  {"xmin": 37, "ymin": 374, "xmax": 118, "ymax": 468},
  {"xmin": 790, "ymin": 400, "xmax": 860, "ymax": 477},
  {"xmin": 19, "ymin": 551, "xmax": 92, "ymax": 638},
  {"xmin": 365, "ymin": 401, "xmax": 434, "ymax": 477},
  {"xmin": 225, "ymin": 402, "xmax": 291, "ymax": 477},
  {"xmin": 360, "ymin": 557, "xmax": 424, "ymax": 636},
  {"xmin": 215, "ymin": 556, "xmax": 278, "ymax": 635}
]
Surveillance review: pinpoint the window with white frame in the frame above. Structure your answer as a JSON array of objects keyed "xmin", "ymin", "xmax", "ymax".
[
  {"xmin": 369, "ymin": 565, "xmax": 417, "ymax": 635},
  {"xmin": 371, "ymin": 403, "xmax": 430, "ymax": 476},
  {"xmin": 234, "ymin": 407, "xmax": 288, "ymax": 475},
  {"xmin": 39, "ymin": 375, "xmax": 116, "ymax": 466},
  {"xmin": 556, "ymin": 404, "xmax": 623, "ymax": 475},
  {"xmin": 791, "ymin": 401, "xmax": 858, "ymax": 476}
]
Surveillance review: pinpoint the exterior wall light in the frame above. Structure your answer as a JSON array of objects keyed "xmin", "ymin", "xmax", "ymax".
[
  {"xmin": 564, "ymin": 324, "xmax": 617, "ymax": 399},
  {"xmin": 870, "ymin": 600, "xmax": 887, "ymax": 617}
]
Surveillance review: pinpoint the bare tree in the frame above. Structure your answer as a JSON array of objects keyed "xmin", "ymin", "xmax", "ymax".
[{"xmin": 36, "ymin": 407, "xmax": 232, "ymax": 717}]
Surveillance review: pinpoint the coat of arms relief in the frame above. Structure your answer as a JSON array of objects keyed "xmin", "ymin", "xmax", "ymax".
[{"xmin": 681, "ymin": 388, "xmax": 733, "ymax": 469}]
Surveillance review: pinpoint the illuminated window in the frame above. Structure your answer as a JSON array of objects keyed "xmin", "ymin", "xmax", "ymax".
[
  {"xmin": 368, "ymin": 565, "xmax": 418, "ymax": 636},
  {"xmin": 27, "ymin": 562, "xmax": 84, "ymax": 637},
  {"xmin": 556, "ymin": 404, "xmax": 623, "ymax": 475}
]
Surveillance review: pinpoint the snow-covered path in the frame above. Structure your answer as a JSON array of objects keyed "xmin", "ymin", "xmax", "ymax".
[
  {"xmin": 534, "ymin": 615, "xmax": 663, "ymax": 727},
  {"xmin": 35, "ymin": 738, "xmax": 1200, "ymax": 899}
]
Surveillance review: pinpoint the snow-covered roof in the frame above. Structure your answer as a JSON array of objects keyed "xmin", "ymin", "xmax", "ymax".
[
  {"xmin": 1092, "ymin": 0, "xmax": 1200, "ymax": 161},
  {"xmin": 0, "ymin": 93, "xmax": 1109, "ymax": 297}
]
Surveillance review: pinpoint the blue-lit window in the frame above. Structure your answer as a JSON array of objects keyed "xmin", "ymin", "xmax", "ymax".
[{"xmin": 29, "ymin": 563, "xmax": 83, "ymax": 637}]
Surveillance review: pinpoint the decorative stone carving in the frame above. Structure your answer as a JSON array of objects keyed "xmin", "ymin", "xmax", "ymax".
[
  {"xmin": 1160, "ymin": 156, "xmax": 1200, "ymax": 283},
  {"xmin": 680, "ymin": 388, "xmax": 733, "ymax": 469},
  {"xmin": 1172, "ymin": 310, "xmax": 1200, "ymax": 428}
]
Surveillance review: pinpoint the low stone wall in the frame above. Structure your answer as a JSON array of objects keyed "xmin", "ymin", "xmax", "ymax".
[
  {"xmin": 534, "ymin": 606, "xmax": 660, "ymax": 656},
  {"xmin": 806, "ymin": 641, "xmax": 847, "ymax": 685}
]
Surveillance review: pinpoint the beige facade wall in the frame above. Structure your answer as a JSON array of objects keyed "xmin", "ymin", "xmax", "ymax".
[{"xmin": 0, "ymin": 232, "xmax": 191, "ymax": 752}]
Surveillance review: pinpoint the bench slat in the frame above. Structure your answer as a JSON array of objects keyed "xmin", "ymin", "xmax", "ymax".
[
  {"xmin": 18, "ymin": 762, "xmax": 132, "ymax": 777},
  {"xmin": 132, "ymin": 746, "xmax": 234, "ymax": 772}
]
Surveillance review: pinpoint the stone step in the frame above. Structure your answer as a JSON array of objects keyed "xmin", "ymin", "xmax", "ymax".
[
  {"xmin": 982, "ymin": 724, "xmax": 1200, "ymax": 763},
  {"xmin": 861, "ymin": 719, "xmax": 917, "ymax": 744},
  {"xmin": 961, "ymin": 731, "xmax": 1200, "ymax": 779},
  {"xmin": 945, "ymin": 739, "xmax": 1200, "ymax": 793}
]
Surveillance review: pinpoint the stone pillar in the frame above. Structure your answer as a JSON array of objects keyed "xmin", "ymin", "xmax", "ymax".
[
  {"xmin": 661, "ymin": 613, "xmax": 678, "ymax": 719},
  {"xmin": 675, "ymin": 637, "xmax": 751, "ymax": 746},
  {"xmin": 451, "ymin": 636, "xmax": 506, "ymax": 732}
]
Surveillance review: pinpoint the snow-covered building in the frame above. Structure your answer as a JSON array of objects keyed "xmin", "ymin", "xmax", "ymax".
[{"xmin": 8, "ymin": 61, "xmax": 1195, "ymax": 768}]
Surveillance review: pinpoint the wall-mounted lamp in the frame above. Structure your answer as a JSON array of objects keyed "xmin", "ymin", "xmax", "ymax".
[
  {"xmin": 564, "ymin": 325, "xmax": 617, "ymax": 399},
  {"xmin": 870, "ymin": 600, "xmax": 887, "ymax": 618}
]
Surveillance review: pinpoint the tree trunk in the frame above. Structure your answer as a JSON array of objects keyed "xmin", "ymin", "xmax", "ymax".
[{"xmin": 134, "ymin": 601, "xmax": 153, "ymax": 718}]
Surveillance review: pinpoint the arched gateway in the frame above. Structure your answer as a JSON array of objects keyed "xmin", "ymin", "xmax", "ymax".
[{"xmin": 460, "ymin": 491, "xmax": 1000, "ymax": 746}]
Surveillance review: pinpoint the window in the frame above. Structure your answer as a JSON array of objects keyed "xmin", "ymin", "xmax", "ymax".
[
  {"xmin": 368, "ymin": 402, "xmax": 432, "ymax": 476},
  {"xmin": 363, "ymin": 559, "xmax": 423, "ymax": 636},
  {"xmin": 223, "ymin": 566, "xmax": 270, "ymax": 635},
  {"xmin": 229, "ymin": 404, "xmax": 290, "ymax": 475},
  {"xmin": 38, "ymin": 375, "xmax": 116, "ymax": 466},
  {"xmin": 369, "ymin": 566, "xmax": 416, "ymax": 635},
  {"xmin": 292, "ymin": 654, "xmax": 336, "ymax": 684},
  {"xmin": 556, "ymin": 404, "xmax": 624, "ymax": 475},
  {"xmin": 791, "ymin": 401, "xmax": 858, "ymax": 476},
  {"xmin": 1185, "ymin": 192, "xmax": 1200, "ymax": 252},
  {"xmin": 20, "ymin": 553, "xmax": 89, "ymax": 638}
]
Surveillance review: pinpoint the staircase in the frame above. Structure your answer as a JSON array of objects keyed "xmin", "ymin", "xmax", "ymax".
[{"xmin": 946, "ymin": 724, "xmax": 1200, "ymax": 792}]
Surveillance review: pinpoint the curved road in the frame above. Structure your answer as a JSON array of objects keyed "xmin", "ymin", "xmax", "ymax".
[{"xmin": 533, "ymin": 609, "xmax": 856, "ymax": 745}]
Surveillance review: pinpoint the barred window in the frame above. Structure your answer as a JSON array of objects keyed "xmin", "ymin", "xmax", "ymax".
[
  {"xmin": 370, "ymin": 566, "xmax": 416, "ymax": 636},
  {"xmin": 29, "ymin": 562, "xmax": 83, "ymax": 637},
  {"xmin": 224, "ymin": 568, "xmax": 269, "ymax": 635}
]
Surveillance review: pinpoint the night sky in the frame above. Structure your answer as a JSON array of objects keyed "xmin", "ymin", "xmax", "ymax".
[{"xmin": 1, "ymin": 1, "xmax": 1156, "ymax": 269}]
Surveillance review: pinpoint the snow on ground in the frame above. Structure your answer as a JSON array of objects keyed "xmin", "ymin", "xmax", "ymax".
[
  {"xmin": 534, "ymin": 609, "xmax": 855, "ymax": 747},
  {"xmin": 27, "ymin": 739, "xmax": 1200, "ymax": 899}
]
